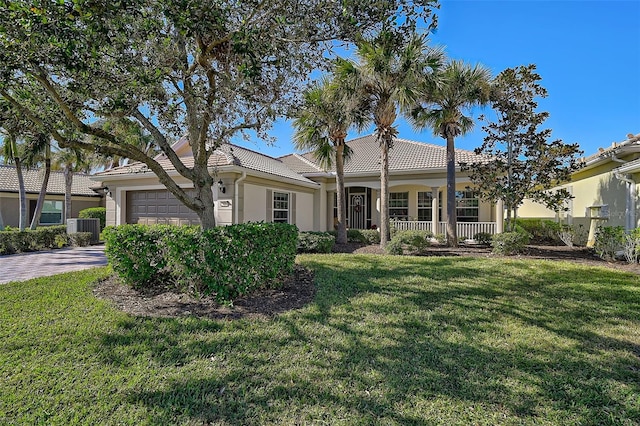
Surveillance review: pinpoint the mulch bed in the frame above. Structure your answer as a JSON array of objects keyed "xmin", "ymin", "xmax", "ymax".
[{"xmin": 94, "ymin": 244, "xmax": 639, "ymax": 320}]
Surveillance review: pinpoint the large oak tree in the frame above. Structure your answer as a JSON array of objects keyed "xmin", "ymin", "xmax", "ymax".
[{"xmin": 0, "ymin": 0, "xmax": 438, "ymax": 228}]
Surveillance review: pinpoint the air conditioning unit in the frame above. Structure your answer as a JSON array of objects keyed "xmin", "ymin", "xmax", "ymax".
[{"xmin": 67, "ymin": 218, "xmax": 101, "ymax": 244}]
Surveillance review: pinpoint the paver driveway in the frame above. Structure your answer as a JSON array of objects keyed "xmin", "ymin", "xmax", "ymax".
[{"xmin": 0, "ymin": 245, "xmax": 107, "ymax": 284}]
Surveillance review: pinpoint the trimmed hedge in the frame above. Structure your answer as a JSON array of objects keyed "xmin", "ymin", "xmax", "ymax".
[
  {"xmin": 491, "ymin": 232, "xmax": 530, "ymax": 255},
  {"xmin": 298, "ymin": 232, "xmax": 335, "ymax": 253},
  {"xmin": 330, "ymin": 229, "xmax": 381, "ymax": 245},
  {"xmin": 0, "ymin": 225, "xmax": 68, "ymax": 255},
  {"xmin": 79, "ymin": 207, "xmax": 106, "ymax": 230},
  {"xmin": 103, "ymin": 223, "xmax": 298, "ymax": 302},
  {"xmin": 68, "ymin": 232, "xmax": 93, "ymax": 247},
  {"xmin": 506, "ymin": 218, "xmax": 560, "ymax": 244},
  {"xmin": 386, "ymin": 230, "xmax": 432, "ymax": 255}
]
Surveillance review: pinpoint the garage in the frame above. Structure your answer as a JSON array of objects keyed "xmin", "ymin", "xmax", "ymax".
[{"xmin": 126, "ymin": 189, "xmax": 200, "ymax": 225}]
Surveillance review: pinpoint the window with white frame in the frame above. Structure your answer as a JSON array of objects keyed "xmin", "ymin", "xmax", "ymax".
[
  {"xmin": 456, "ymin": 190, "xmax": 479, "ymax": 222},
  {"xmin": 389, "ymin": 192, "xmax": 409, "ymax": 220},
  {"xmin": 273, "ymin": 192, "xmax": 289, "ymax": 223},
  {"xmin": 417, "ymin": 192, "xmax": 433, "ymax": 221}
]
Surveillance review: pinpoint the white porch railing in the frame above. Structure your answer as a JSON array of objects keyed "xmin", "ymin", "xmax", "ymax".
[{"xmin": 392, "ymin": 221, "xmax": 497, "ymax": 237}]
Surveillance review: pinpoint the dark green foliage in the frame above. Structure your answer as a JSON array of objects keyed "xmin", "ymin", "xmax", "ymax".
[
  {"xmin": 508, "ymin": 218, "xmax": 561, "ymax": 244},
  {"xmin": 79, "ymin": 207, "xmax": 106, "ymax": 230},
  {"xmin": 68, "ymin": 232, "xmax": 92, "ymax": 247},
  {"xmin": 298, "ymin": 232, "xmax": 335, "ymax": 254},
  {"xmin": 491, "ymin": 232, "xmax": 530, "ymax": 255},
  {"xmin": 386, "ymin": 230, "xmax": 432, "ymax": 255},
  {"xmin": 330, "ymin": 229, "xmax": 381, "ymax": 244},
  {"xmin": 103, "ymin": 223, "xmax": 298, "ymax": 302},
  {"xmin": 594, "ymin": 226, "xmax": 626, "ymax": 261},
  {"xmin": 473, "ymin": 232, "xmax": 492, "ymax": 245},
  {"xmin": 0, "ymin": 225, "xmax": 68, "ymax": 255}
]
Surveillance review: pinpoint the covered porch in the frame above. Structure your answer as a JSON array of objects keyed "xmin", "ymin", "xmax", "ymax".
[{"xmin": 329, "ymin": 183, "xmax": 504, "ymax": 236}]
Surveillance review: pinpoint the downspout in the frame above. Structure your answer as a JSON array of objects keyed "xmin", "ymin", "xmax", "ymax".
[{"xmin": 234, "ymin": 171, "xmax": 247, "ymax": 225}]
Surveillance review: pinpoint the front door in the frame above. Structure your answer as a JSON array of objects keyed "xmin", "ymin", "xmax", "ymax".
[{"xmin": 349, "ymin": 193, "xmax": 366, "ymax": 229}]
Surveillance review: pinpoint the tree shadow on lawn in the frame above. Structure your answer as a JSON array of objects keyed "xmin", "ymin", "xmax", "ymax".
[{"xmin": 97, "ymin": 255, "xmax": 640, "ymax": 424}]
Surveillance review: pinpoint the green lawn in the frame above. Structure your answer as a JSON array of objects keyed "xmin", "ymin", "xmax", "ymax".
[{"xmin": 1, "ymin": 255, "xmax": 639, "ymax": 425}]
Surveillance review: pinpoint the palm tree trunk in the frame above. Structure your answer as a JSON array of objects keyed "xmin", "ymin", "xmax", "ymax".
[
  {"xmin": 64, "ymin": 165, "xmax": 73, "ymax": 223},
  {"xmin": 380, "ymin": 140, "xmax": 390, "ymax": 247},
  {"xmin": 30, "ymin": 157, "xmax": 51, "ymax": 230},
  {"xmin": 335, "ymin": 143, "xmax": 348, "ymax": 245},
  {"xmin": 446, "ymin": 134, "xmax": 458, "ymax": 247},
  {"xmin": 14, "ymin": 157, "xmax": 27, "ymax": 231}
]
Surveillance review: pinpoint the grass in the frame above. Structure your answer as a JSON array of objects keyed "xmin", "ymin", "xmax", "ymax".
[{"xmin": 1, "ymin": 255, "xmax": 639, "ymax": 425}]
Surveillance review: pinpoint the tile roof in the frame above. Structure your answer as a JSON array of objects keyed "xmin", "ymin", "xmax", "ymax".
[
  {"xmin": 0, "ymin": 164, "xmax": 101, "ymax": 197},
  {"xmin": 280, "ymin": 134, "xmax": 487, "ymax": 175},
  {"xmin": 96, "ymin": 143, "xmax": 317, "ymax": 185}
]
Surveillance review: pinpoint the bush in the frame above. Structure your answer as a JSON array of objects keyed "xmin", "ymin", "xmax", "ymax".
[
  {"xmin": 622, "ymin": 228, "xmax": 640, "ymax": 264},
  {"xmin": 68, "ymin": 232, "xmax": 93, "ymax": 247},
  {"xmin": 491, "ymin": 232, "xmax": 530, "ymax": 255},
  {"xmin": 506, "ymin": 218, "xmax": 560, "ymax": 244},
  {"xmin": 386, "ymin": 230, "xmax": 432, "ymax": 255},
  {"xmin": 103, "ymin": 223, "xmax": 298, "ymax": 302},
  {"xmin": 557, "ymin": 224, "xmax": 588, "ymax": 248},
  {"xmin": 298, "ymin": 232, "xmax": 335, "ymax": 253},
  {"xmin": 79, "ymin": 207, "xmax": 106, "ymax": 230},
  {"xmin": 594, "ymin": 226, "xmax": 625, "ymax": 261},
  {"xmin": 0, "ymin": 225, "xmax": 68, "ymax": 255},
  {"xmin": 329, "ymin": 229, "xmax": 380, "ymax": 245},
  {"xmin": 473, "ymin": 232, "xmax": 492, "ymax": 245}
]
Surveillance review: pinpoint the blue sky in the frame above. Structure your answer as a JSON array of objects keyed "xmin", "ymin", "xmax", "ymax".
[{"xmin": 237, "ymin": 0, "xmax": 640, "ymax": 159}]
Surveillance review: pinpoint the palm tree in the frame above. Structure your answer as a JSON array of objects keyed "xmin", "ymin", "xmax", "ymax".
[
  {"xmin": 0, "ymin": 127, "xmax": 27, "ymax": 231},
  {"xmin": 338, "ymin": 31, "xmax": 443, "ymax": 247},
  {"xmin": 51, "ymin": 146, "xmax": 90, "ymax": 223},
  {"xmin": 24, "ymin": 132, "xmax": 53, "ymax": 230},
  {"xmin": 411, "ymin": 60, "xmax": 492, "ymax": 247},
  {"xmin": 293, "ymin": 75, "xmax": 369, "ymax": 244}
]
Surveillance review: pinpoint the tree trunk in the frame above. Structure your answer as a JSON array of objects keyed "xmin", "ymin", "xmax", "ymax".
[
  {"xmin": 379, "ymin": 139, "xmax": 390, "ymax": 247},
  {"xmin": 335, "ymin": 143, "xmax": 348, "ymax": 245},
  {"xmin": 64, "ymin": 166, "xmax": 73, "ymax": 223},
  {"xmin": 446, "ymin": 134, "xmax": 458, "ymax": 247},
  {"xmin": 30, "ymin": 157, "xmax": 51, "ymax": 230},
  {"xmin": 192, "ymin": 164, "xmax": 216, "ymax": 229},
  {"xmin": 14, "ymin": 157, "xmax": 27, "ymax": 231}
]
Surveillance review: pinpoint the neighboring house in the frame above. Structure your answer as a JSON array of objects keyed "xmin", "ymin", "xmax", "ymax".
[
  {"xmin": 93, "ymin": 135, "xmax": 505, "ymax": 237},
  {"xmin": 0, "ymin": 165, "xmax": 104, "ymax": 228},
  {"xmin": 518, "ymin": 132, "xmax": 640, "ymax": 242}
]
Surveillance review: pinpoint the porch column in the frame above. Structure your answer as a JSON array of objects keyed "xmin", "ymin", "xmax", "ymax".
[
  {"xmin": 495, "ymin": 199, "xmax": 504, "ymax": 234},
  {"xmin": 431, "ymin": 187, "xmax": 439, "ymax": 235}
]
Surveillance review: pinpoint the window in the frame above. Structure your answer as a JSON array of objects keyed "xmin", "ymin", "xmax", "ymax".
[
  {"xmin": 456, "ymin": 190, "xmax": 479, "ymax": 222},
  {"xmin": 389, "ymin": 192, "xmax": 409, "ymax": 220},
  {"xmin": 40, "ymin": 200, "xmax": 63, "ymax": 225},
  {"xmin": 273, "ymin": 192, "xmax": 289, "ymax": 223},
  {"xmin": 417, "ymin": 192, "xmax": 433, "ymax": 221}
]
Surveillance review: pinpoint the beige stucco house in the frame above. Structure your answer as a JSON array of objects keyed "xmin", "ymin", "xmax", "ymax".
[
  {"xmin": 0, "ymin": 165, "xmax": 104, "ymax": 228},
  {"xmin": 94, "ymin": 135, "xmax": 505, "ymax": 238},
  {"xmin": 518, "ymin": 132, "xmax": 640, "ymax": 242}
]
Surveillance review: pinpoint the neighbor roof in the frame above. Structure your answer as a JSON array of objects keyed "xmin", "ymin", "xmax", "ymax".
[
  {"xmin": 279, "ymin": 134, "xmax": 487, "ymax": 175},
  {"xmin": 0, "ymin": 165, "xmax": 101, "ymax": 197}
]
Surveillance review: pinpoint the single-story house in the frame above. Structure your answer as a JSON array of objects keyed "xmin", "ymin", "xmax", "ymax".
[
  {"xmin": 0, "ymin": 164, "xmax": 104, "ymax": 228},
  {"xmin": 518, "ymin": 132, "xmax": 640, "ymax": 242},
  {"xmin": 93, "ymin": 134, "xmax": 506, "ymax": 238}
]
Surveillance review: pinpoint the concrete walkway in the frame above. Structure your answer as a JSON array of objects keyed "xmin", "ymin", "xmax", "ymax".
[{"xmin": 0, "ymin": 244, "xmax": 108, "ymax": 284}]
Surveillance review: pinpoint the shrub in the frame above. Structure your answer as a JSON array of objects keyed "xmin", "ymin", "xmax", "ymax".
[
  {"xmin": 0, "ymin": 225, "xmax": 68, "ymax": 255},
  {"xmin": 298, "ymin": 232, "xmax": 335, "ymax": 253},
  {"xmin": 473, "ymin": 232, "xmax": 492, "ymax": 245},
  {"xmin": 386, "ymin": 230, "xmax": 432, "ymax": 255},
  {"xmin": 622, "ymin": 228, "xmax": 640, "ymax": 264},
  {"xmin": 594, "ymin": 226, "xmax": 625, "ymax": 261},
  {"xmin": 434, "ymin": 234, "xmax": 446, "ymax": 244},
  {"xmin": 329, "ymin": 229, "xmax": 380, "ymax": 245},
  {"xmin": 103, "ymin": 223, "xmax": 298, "ymax": 302},
  {"xmin": 557, "ymin": 224, "xmax": 588, "ymax": 248},
  {"xmin": 506, "ymin": 218, "xmax": 560, "ymax": 244},
  {"xmin": 79, "ymin": 207, "xmax": 106, "ymax": 230},
  {"xmin": 491, "ymin": 232, "xmax": 530, "ymax": 255},
  {"xmin": 68, "ymin": 232, "xmax": 93, "ymax": 247}
]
